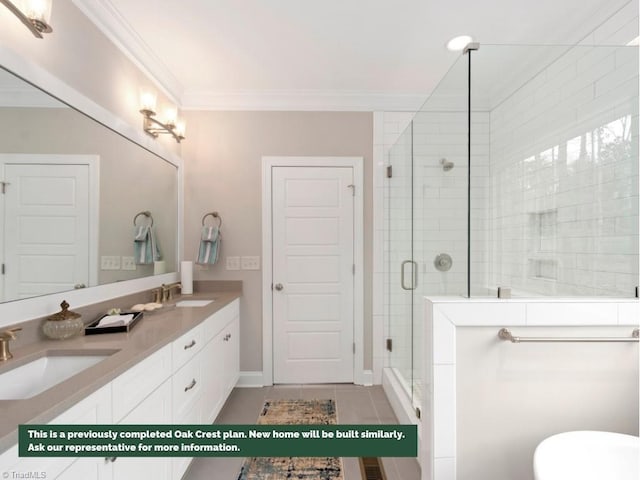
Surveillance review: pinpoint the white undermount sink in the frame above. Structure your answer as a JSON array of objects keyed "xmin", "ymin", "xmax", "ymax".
[
  {"xmin": 0, "ymin": 353, "xmax": 112, "ymax": 400},
  {"xmin": 175, "ymin": 300, "xmax": 214, "ymax": 307}
]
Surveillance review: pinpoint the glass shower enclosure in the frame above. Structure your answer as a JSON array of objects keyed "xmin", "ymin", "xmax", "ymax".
[{"xmin": 386, "ymin": 43, "xmax": 639, "ymax": 412}]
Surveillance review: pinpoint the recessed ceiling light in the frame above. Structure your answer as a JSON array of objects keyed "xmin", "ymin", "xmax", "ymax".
[{"xmin": 446, "ymin": 35, "xmax": 474, "ymax": 52}]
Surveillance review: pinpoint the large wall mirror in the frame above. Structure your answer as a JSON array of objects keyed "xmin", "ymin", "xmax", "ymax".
[{"xmin": 0, "ymin": 67, "xmax": 178, "ymax": 304}]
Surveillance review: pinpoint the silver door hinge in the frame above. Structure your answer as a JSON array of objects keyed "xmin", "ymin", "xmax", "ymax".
[
  {"xmin": 1, "ymin": 264, "xmax": 5, "ymax": 275},
  {"xmin": 352, "ymin": 264, "xmax": 355, "ymax": 275},
  {"xmin": 386, "ymin": 166, "xmax": 393, "ymax": 178},
  {"xmin": 386, "ymin": 338, "xmax": 392, "ymax": 352},
  {"xmin": 415, "ymin": 407, "xmax": 421, "ymax": 419},
  {"xmin": 353, "ymin": 342, "xmax": 356, "ymax": 354},
  {"xmin": 0, "ymin": 182, "xmax": 9, "ymax": 194}
]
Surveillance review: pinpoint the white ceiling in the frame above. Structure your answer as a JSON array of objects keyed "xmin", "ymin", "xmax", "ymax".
[{"xmin": 74, "ymin": 0, "xmax": 634, "ymax": 110}]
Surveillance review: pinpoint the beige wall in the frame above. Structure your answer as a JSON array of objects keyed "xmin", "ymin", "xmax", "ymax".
[
  {"xmin": 181, "ymin": 111, "xmax": 373, "ymax": 373},
  {"xmin": 456, "ymin": 326, "xmax": 639, "ymax": 480}
]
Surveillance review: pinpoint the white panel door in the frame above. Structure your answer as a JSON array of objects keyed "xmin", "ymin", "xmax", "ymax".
[
  {"xmin": 272, "ymin": 166, "xmax": 354, "ymax": 383},
  {"xmin": 3, "ymin": 163, "xmax": 90, "ymax": 300}
]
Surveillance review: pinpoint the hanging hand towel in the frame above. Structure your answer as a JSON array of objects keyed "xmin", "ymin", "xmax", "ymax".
[
  {"xmin": 134, "ymin": 225, "xmax": 162, "ymax": 265},
  {"xmin": 196, "ymin": 225, "xmax": 221, "ymax": 265}
]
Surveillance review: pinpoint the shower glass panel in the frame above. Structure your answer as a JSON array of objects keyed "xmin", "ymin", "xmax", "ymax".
[
  {"xmin": 469, "ymin": 44, "xmax": 639, "ymax": 297},
  {"xmin": 386, "ymin": 55, "xmax": 470, "ymax": 410},
  {"xmin": 387, "ymin": 124, "xmax": 413, "ymax": 394},
  {"xmin": 386, "ymin": 41, "xmax": 638, "ymax": 414}
]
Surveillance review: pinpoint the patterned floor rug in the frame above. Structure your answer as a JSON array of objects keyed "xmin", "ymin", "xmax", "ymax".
[{"xmin": 237, "ymin": 399, "xmax": 343, "ymax": 480}]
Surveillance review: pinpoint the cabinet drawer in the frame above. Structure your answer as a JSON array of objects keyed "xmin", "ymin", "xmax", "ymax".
[
  {"xmin": 172, "ymin": 322, "xmax": 204, "ymax": 370},
  {"xmin": 203, "ymin": 299, "xmax": 239, "ymax": 343},
  {"xmin": 112, "ymin": 343, "xmax": 172, "ymax": 422},
  {"xmin": 1, "ymin": 384, "xmax": 111, "ymax": 479},
  {"xmin": 172, "ymin": 354, "xmax": 202, "ymax": 424}
]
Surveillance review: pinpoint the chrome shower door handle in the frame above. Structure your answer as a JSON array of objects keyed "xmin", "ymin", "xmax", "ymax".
[{"xmin": 401, "ymin": 260, "xmax": 418, "ymax": 290}]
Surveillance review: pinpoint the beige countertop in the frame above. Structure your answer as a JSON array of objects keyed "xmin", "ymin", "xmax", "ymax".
[{"xmin": 0, "ymin": 290, "xmax": 241, "ymax": 453}]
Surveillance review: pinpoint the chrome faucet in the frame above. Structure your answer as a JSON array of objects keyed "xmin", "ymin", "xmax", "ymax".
[
  {"xmin": 0, "ymin": 327, "xmax": 22, "ymax": 361},
  {"xmin": 161, "ymin": 282, "xmax": 182, "ymax": 302}
]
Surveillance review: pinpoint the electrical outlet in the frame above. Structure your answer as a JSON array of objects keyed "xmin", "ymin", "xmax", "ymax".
[
  {"xmin": 241, "ymin": 256, "xmax": 260, "ymax": 270},
  {"xmin": 101, "ymin": 256, "xmax": 121, "ymax": 270},
  {"xmin": 121, "ymin": 256, "xmax": 136, "ymax": 271},
  {"xmin": 226, "ymin": 256, "xmax": 240, "ymax": 270}
]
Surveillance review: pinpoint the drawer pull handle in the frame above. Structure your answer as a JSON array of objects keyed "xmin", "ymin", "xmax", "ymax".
[
  {"xmin": 105, "ymin": 457, "xmax": 117, "ymax": 463},
  {"xmin": 184, "ymin": 379, "xmax": 197, "ymax": 392},
  {"xmin": 184, "ymin": 340, "xmax": 196, "ymax": 350}
]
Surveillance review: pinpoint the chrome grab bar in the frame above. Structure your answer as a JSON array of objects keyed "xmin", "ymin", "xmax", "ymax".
[
  {"xmin": 401, "ymin": 260, "xmax": 418, "ymax": 291},
  {"xmin": 498, "ymin": 328, "xmax": 640, "ymax": 343}
]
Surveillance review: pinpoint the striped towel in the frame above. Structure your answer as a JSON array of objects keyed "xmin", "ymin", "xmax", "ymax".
[
  {"xmin": 133, "ymin": 225, "xmax": 161, "ymax": 264},
  {"xmin": 196, "ymin": 226, "xmax": 220, "ymax": 265}
]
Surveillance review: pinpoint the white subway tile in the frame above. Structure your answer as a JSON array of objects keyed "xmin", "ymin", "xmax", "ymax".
[
  {"xmin": 437, "ymin": 303, "xmax": 527, "ymax": 326},
  {"xmin": 433, "ymin": 364, "xmax": 456, "ymax": 458},
  {"xmin": 526, "ymin": 302, "xmax": 618, "ymax": 325},
  {"xmin": 434, "ymin": 458, "xmax": 456, "ymax": 480},
  {"xmin": 433, "ymin": 312, "xmax": 456, "ymax": 365},
  {"xmin": 618, "ymin": 302, "xmax": 640, "ymax": 326}
]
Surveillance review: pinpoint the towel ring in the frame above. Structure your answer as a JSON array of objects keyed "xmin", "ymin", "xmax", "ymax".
[
  {"xmin": 202, "ymin": 211, "xmax": 222, "ymax": 228},
  {"xmin": 133, "ymin": 210, "xmax": 154, "ymax": 227}
]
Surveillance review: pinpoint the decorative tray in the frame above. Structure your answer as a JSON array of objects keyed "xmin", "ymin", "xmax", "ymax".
[{"xmin": 84, "ymin": 311, "xmax": 144, "ymax": 335}]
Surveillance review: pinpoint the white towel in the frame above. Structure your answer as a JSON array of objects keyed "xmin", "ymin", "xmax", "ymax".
[{"xmin": 97, "ymin": 314, "xmax": 135, "ymax": 327}]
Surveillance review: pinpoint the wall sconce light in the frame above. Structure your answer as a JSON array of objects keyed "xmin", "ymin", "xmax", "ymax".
[
  {"xmin": 0, "ymin": 0, "xmax": 53, "ymax": 38},
  {"xmin": 139, "ymin": 90, "xmax": 185, "ymax": 143}
]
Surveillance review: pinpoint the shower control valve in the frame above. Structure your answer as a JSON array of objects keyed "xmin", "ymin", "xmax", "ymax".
[{"xmin": 434, "ymin": 253, "xmax": 453, "ymax": 272}]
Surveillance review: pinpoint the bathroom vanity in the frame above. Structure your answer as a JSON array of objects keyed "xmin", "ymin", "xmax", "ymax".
[{"xmin": 0, "ymin": 292, "xmax": 240, "ymax": 480}]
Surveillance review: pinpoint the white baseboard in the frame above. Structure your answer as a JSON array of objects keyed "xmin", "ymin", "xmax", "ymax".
[
  {"xmin": 236, "ymin": 371, "xmax": 265, "ymax": 388},
  {"xmin": 360, "ymin": 369, "xmax": 374, "ymax": 386},
  {"xmin": 237, "ymin": 370, "xmax": 376, "ymax": 388}
]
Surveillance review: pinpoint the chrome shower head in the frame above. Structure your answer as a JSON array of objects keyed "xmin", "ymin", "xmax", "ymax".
[{"xmin": 440, "ymin": 158, "xmax": 454, "ymax": 171}]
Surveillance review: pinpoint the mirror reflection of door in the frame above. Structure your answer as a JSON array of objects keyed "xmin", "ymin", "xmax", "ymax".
[{"xmin": 0, "ymin": 155, "xmax": 99, "ymax": 301}]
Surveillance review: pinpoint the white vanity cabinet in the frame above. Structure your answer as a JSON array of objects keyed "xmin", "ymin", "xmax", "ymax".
[
  {"xmin": 201, "ymin": 299, "xmax": 240, "ymax": 424},
  {"xmin": 173, "ymin": 298, "xmax": 240, "ymax": 478},
  {"xmin": 111, "ymin": 344, "xmax": 173, "ymax": 423},
  {"xmin": 171, "ymin": 354, "xmax": 204, "ymax": 480},
  {"xmin": 0, "ymin": 297, "xmax": 240, "ymax": 480},
  {"xmin": 0, "ymin": 384, "xmax": 113, "ymax": 480},
  {"xmin": 112, "ymin": 378, "xmax": 173, "ymax": 480}
]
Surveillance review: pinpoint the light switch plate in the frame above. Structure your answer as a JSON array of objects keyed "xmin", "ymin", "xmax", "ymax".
[
  {"xmin": 101, "ymin": 256, "xmax": 121, "ymax": 270},
  {"xmin": 226, "ymin": 256, "xmax": 240, "ymax": 270},
  {"xmin": 241, "ymin": 256, "xmax": 260, "ymax": 270},
  {"xmin": 121, "ymin": 256, "xmax": 136, "ymax": 271}
]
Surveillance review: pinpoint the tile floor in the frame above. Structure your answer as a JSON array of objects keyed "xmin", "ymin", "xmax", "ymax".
[{"xmin": 185, "ymin": 384, "xmax": 421, "ymax": 480}]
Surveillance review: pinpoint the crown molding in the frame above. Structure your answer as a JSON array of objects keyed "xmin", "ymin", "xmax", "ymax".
[
  {"xmin": 71, "ymin": 0, "xmax": 183, "ymax": 105},
  {"xmin": 181, "ymin": 90, "xmax": 429, "ymax": 112}
]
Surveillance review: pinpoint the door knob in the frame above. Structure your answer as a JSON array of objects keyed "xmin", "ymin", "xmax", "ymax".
[
  {"xmin": 274, "ymin": 283, "xmax": 283, "ymax": 291},
  {"xmin": 74, "ymin": 283, "xmax": 86, "ymax": 289}
]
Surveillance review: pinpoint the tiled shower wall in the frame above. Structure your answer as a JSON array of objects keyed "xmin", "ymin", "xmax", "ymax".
[
  {"xmin": 378, "ymin": 0, "xmax": 639, "ymax": 387},
  {"xmin": 380, "ymin": 108, "xmax": 490, "ymax": 398},
  {"xmin": 488, "ymin": 44, "xmax": 639, "ymax": 296}
]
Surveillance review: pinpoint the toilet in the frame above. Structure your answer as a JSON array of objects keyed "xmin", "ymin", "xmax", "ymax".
[{"xmin": 534, "ymin": 431, "xmax": 640, "ymax": 480}]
